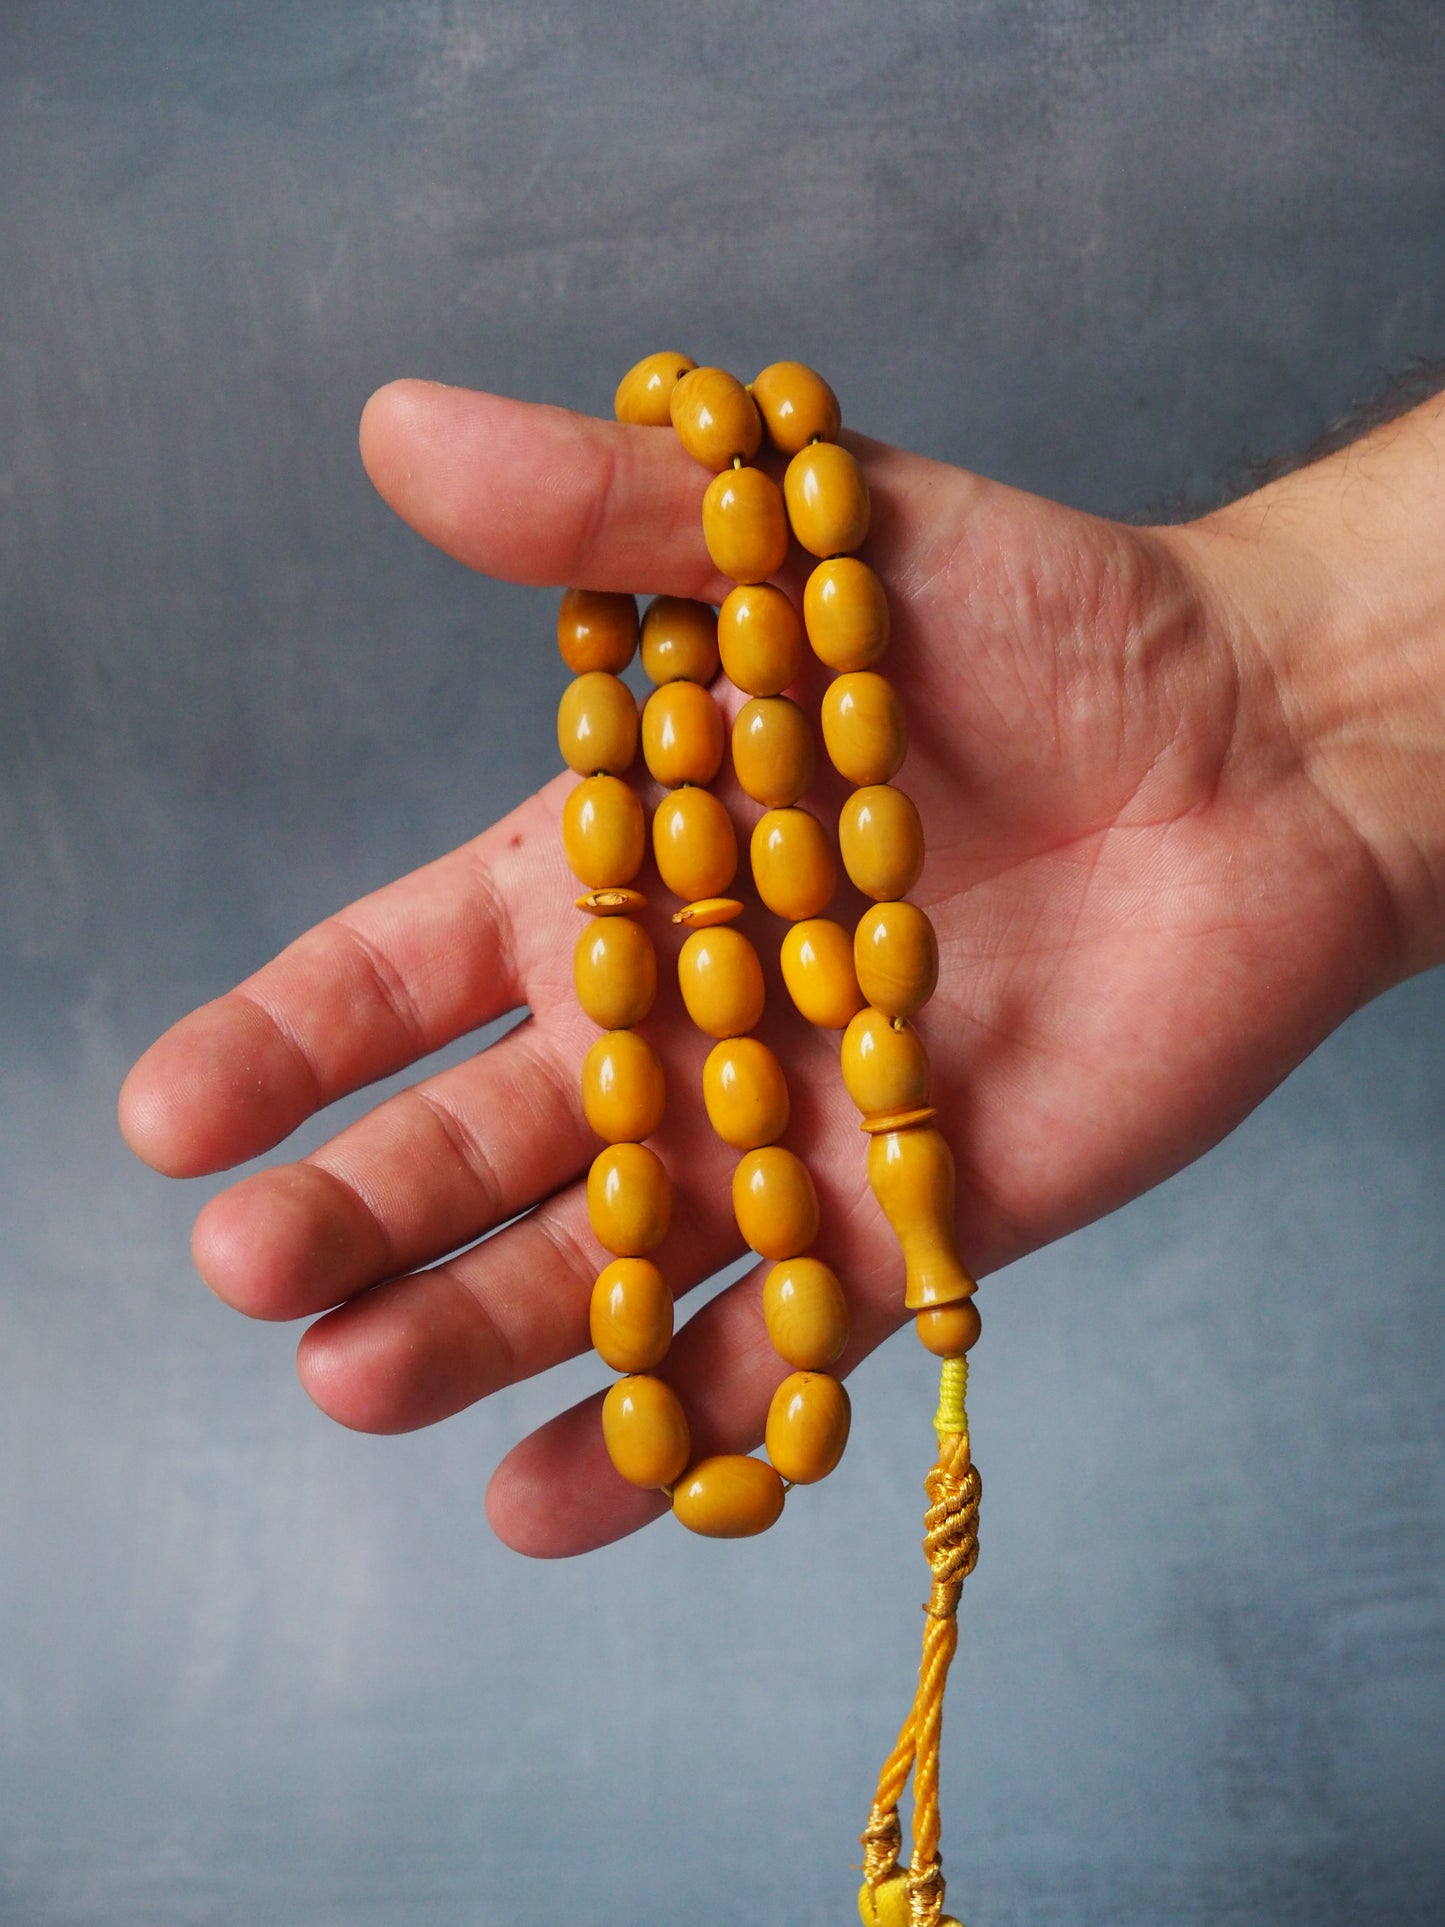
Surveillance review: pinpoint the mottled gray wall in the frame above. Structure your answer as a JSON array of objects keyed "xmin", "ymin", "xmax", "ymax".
[{"xmin": 2, "ymin": 4, "xmax": 1443, "ymax": 1923}]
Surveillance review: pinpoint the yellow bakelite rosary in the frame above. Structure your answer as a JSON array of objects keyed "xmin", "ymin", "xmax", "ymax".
[{"xmin": 556, "ymin": 355, "xmax": 981, "ymax": 1927}]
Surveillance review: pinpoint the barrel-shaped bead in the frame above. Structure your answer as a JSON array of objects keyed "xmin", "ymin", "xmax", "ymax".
[
  {"xmin": 765, "ymin": 1371, "xmax": 851, "ymax": 1484},
  {"xmin": 731, "ymin": 696, "xmax": 816, "ymax": 807},
  {"xmin": 587, "ymin": 1142, "xmax": 671, "ymax": 1256},
  {"xmin": 672, "ymin": 1455, "xmax": 785, "ymax": 1537},
  {"xmin": 677, "ymin": 926, "xmax": 765, "ymax": 1039},
  {"xmin": 672, "ymin": 896, "xmax": 743, "ymax": 928},
  {"xmin": 916, "ymin": 1298, "xmax": 982, "ymax": 1357},
  {"xmin": 602, "ymin": 1374, "xmax": 690, "ymax": 1488},
  {"xmin": 562, "ymin": 774, "xmax": 646, "ymax": 889},
  {"xmin": 640, "ymin": 596, "xmax": 720, "ymax": 685},
  {"xmin": 557, "ymin": 589, "xmax": 639, "ymax": 675},
  {"xmin": 763, "ymin": 1257, "xmax": 849, "ymax": 1369},
  {"xmin": 701, "ymin": 467, "xmax": 789, "ymax": 584},
  {"xmin": 641, "ymin": 681, "xmax": 725, "ymax": 788},
  {"xmin": 670, "ymin": 367, "xmax": 762, "ymax": 470},
  {"xmin": 733, "ymin": 1146, "xmax": 819, "ymax": 1261},
  {"xmin": 840, "ymin": 1008, "xmax": 931, "ymax": 1116},
  {"xmin": 866, "ymin": 1126, "xmax": 975, "ymax": 1309},
  {"xmin": 853, "ymin": 901, "xmax": 938, "ymax": 1018},
  {"xmin": 820, "ymin": 671, "xmax": 907, "ymax": 785},
  {"xmin": 784, "ymin": 443, "xmax": 870, "ymax": 558},
  {"xmin": 839, "ymin": 785, "xmax": 925, "ymax": 901},
  {"xmin": 702, "ymin": 1036, "xmax": 790, "ymax": 1150},
  {"xmin": 779, "ymin": 918, "xmax": 865, "ymax": 1029},
  {"xmin": 717, "ymin": 584, "xmax": 806, "ymax": 696},
  {"xmin": 581, "ymin": 1030, "xmax": 666, "ymax": 1143},
  {"xmin": 803, "ymin": 558, "xmax": 890, "ymax": 671},
  {"xmin": 556, "ymin": 671, "xmax": 638, "ymax": 776},
  {"xmin": 653, "ymin": 786, "xmax": 737, "ymax": 901},
  {"xmin": 750, "ymin": 808, "xmax": 837, "ymax": 922},
  {"xmin": 751, "ymin": 360, "xmax": 842, "ymax": 455},
  {"xmin": 590, "ymin": 1257, "xmax": 673, "ymax": 1372},
  {"xmin": 573, "ymin": 916, "xmax": 657, "ymax": 1030},
  {"xmin": 614, "ymin": 351, "xmax": 698, "ymax": 427}
]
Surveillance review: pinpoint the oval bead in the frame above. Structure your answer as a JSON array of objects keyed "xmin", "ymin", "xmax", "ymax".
[
  {"xmin": 576, "ymin": 886, "xmax": 647, "ymax": 916},
  {"xmin": 557, "ymin": 588, "xmax": 639, "ymax": 675},
  {"xmin": 672, "ymin": 1454, "xmax": 785, "ymax": 1538},
  {"xmin": 562, "ymin": 774, "xmax": 646, "ymax": 889},
  {"xmin": 853, "ymin": 901, "xmax": 939, "ymax": 1018},
  {"xmin": 840, "ymin": 1008, "xmax": 932, "ymax": 1116},
  {"xmin": 702, "ymin": 1036, "xmax": 790, "ymax": 1151},
  {"xmin": 677, "ymin": 926, "xmax": 765, "ymax": 1039},
  {"xmin": 672, "ymin": 895, "xmax": 743, "ymax": 928},
  {"xmin": 750, "ymin": 808, "xmax": 837, "ymax": 922},
  {"xmin": 916, "ymin": 1299, "xmax": 982, "ymax": 1358},
  {"xmin": 763, "ymin": 1257, "xmax": 849, "ymax": 1369},
  {"xmin": 866, "ymin": 1126, "xmax": 975, "ymax": 1309},
  {"xmin": 750, "ymin": 360, "xmax": 841, "ymax": 456},
  {"xmin": 652, "ymin": 786, "xmax": 737, "ymax": 901},
  {"xmin": 573, "ymin": 916, "xmax": 657, "ymax": 1030},
  {"xmin": 820, "ymin": 671, "xmax": 907, "ymax": 785},
  {"xmin": 670, "ymin": 366, "xmax": 762, "ymax": 470},
  {"xmin": 733, "ymin": 1146, "xmax": 819, "ymax": 1261},
  {"xmin": 640, "ymin": 596, "xmax": 720, "ymax": 685},
  {"xmin": 556, "ymin": 670, "xmax": 638, "ymax": 776},
  {"xmin": 765, "ymin": 1371, "xmax": 851, "ymax": 1484},
  {"xmin": 602, "ymin": 1374, "xmax": 690, "ymax": 1488},
  {"xmin": 590, "ymin": 1257, "xmax": 673, "ymax": 1372},
  {"xmin": 641, "ymin": 681, "xmax": 724, "ymax": 788},
  {"xmin": 587, "ymin": 1142, "xmax": 671, "ymax": 1256},
  {"xmin": 614, "ymin": 351, "xmax": 698, "ymax": 427},
  {"xmin": 581, "ymin": 1030, "xmax": 666, "ymax": 1143},
  {"xmin": 779, "ymin": 918, "xmax": 865, "ymax": 1029},
  {"xmin": 839, "ymin": 784, "xmax": 925, "ymax": 902},
  {"xmin": 783, "ymin": 443, "xmax": 870, "ymax": 558},
  {"xmin": 731, "ymin": 696, "xmax": 816, "ymax": 807},
  {"xmin": 716, "ymin": 584, "xmax": 805, "ymax": 696},
  {"xmin": 803, "ymin": 558, "xmax": 890, "ymax": 671},
  {"xmin": 701, "ymin": 467, "xmax": 789, "ymax": 585}
]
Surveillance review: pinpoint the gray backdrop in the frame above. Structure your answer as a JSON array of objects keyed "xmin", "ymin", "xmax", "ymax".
[{"xmin": 3, "ymin": 4, "xmax": 1443, "ymax": 1923}]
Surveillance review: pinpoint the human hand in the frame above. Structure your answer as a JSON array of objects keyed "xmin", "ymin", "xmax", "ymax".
[{"xmin": 118, "ymin": 379, "xmax": 1445, "ymax": 1555}]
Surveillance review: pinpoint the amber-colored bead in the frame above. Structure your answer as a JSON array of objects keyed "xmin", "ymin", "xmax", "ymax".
[
  {"xmin": 573, "ymin": 916, "xmax": 657, "ymax": 1030},
  {"xmin": 557, "ymin": 589, "xmax": 639, "ymax": 675},
  {"xmin": 820, "ymin": 671, "xmax": 907, "ymax": 785},
  {"xmin": 866, "ymin": 1127, "xmax": 975, "ymax": 1309},
  {"xmin": 765, "ymin": 1371, "xmax": 851, "ymax": 1484},
  {"xmin": 701, "ymin": 467, "xmax": 789, "ymax": 585},
  {"xmin": 731, "ymin": 696, "xmax": 815, "ymax": 807},
  {"xmin": 779, "ymin": 918, "xmax": 865, "ymax": 1030},
  {"xmin": 839, "ymin": 784, "xmax": 925, "ymax": 902},
  {"xmin": 602, "ymin": 1374, "xmax": 690, "ymax": 1488},
  {"xmin": 784, "ymin": 443, "xmax": 870, "ymax": 558},
  {"xmin": 670, "ymin": 366, "xmax": 762, "ymax": 471},
  {"xmin": 613, "ymin": 351, "xmax": 698, "ymax": 427},
  {"xmin": 581, "ymin": 1030, "xmax": 666, "ymax": 1144},
  {"xmin": 916, "ymin": 1299, "xmax": 982, "ymax": 1357},
  {"xmin": 672, "ymin": 1455, "xmax": 785, "ymax": 1537},
  {"xmin": 762, "ymin": 1257, "xmax": 849, "ymax": 1369},
  {"xmin": 840, "ymin": 1008, "xmax": 931, "ymax": 1116},
  {"xmin": 576, "ymin": 886, "xmax": 647, "ymax": 916},
  {"xmin": 803, "ymin": 558, "xmax": 890, "ymax": 671},
  {"xmin": 750, "ymin": 361, "xmax": 842, "ymax": 456},
  {"xmin": 702, "ymin": 1036, "xmax": 790, "ymax": 1151},
  {"xmin": 652, "ymin": 786, "xmax": 737, "ymax": 901},
  {"xmin": 750, "ymin": 808, "xmax": 837, "ymax": 922},
  {"xmin": 641, "ymin": 681, "xmax": 724, "ymax": 788},
  {"xmin": 716, "ymin": 584, "xmax": 805, "ymax": 696},
  {"xmin": 590, "ymin": 1257, "xmax": 673, "ymax": 1373},
  {"xmin": 587, "ymin": 1142, "xmax": 671, "ymax": 1256},
  {"xmin": 640, "ymin": 596, "xmax": 720, "ymax": 685},
  {"xmin": 860, "ymin": 1873, "xmax": 949, "ymax": 1927},
  {"xmin": 677, "ymin": 926, "xmax": 765, "ymax": 1039},
  {"xmin": 556, "ymin": 671, "xmax": 638, "ymax": 776},
  {"xmin": 733, "ymin": 1146, "xmax": 819, "ymax": 1261},
  {"xmin": 672, "ymin": 896, "xmax": 743, "ymax": 927},
  {"xmin": 853, "ymin": 901, "xmax": 938, "ymax": 1018},
  {"xmin": 561, "ymin": 774, "xmax": 646, "ymax": 890}
]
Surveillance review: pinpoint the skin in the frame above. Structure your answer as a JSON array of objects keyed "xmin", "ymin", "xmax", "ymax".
[{"xmin": 118, "ymin": 379, "xmax": 1445, "ymax": 1557}]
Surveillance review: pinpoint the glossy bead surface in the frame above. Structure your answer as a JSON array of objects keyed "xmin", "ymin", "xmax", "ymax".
[
  {"xmin": 732, "ymin": 1146, "xmax": 819, "ymax": 1261},
  {"xmin": 614, "ymin": 351, "xmax": 697, "ymax": 427},
  {"xmin": 652, "ymin": 786, "xmax": 737, "ymax": 901},
  {"xmin": 765, "ymin": 1371, "xmax": 851, "ymax": 1485},
  {"xmin": 672, "ymin": 896, "xmax": 743, "ymax": 928},
  {"xmin": 840, "ymin": 1009, "xmax": 931, "ymax": 1115},
  {"xmin": 763, "ymin": 1257, "xmax": 849, "ymax": 1369},
  {"xmin": 866, "ymin": 1127, "xmax": 975, "ymax": 1308},
  {"xmin": 701, "ymin": 467, "xmax": 789, "ymax": 585},
  {"xmin": 716, "ymin": 583, "xmax": 805, "ymax": 696},
  {"xmin": 556, "ymin": 671, "xmax": 638, "ymax": 776},
  {"xmin": 839, "ymin": 784, "xmax": 925, "ymax": 901},
  {"xmin": 641, "ymin": 680, "xmax": 724, "ymax": 788},
  {"xmin": 820, "ymin": 671, "xmax": 907, "ymax": 785},
  {"xmin": 854, "ymin": 901, "xmax": 939, "ymax": 1018},
  {"xmin": 670, "ymin": 366, "xmax": 762, "ymax": 470},
  {"xmin": 562, "ymin": 774, "xmax": 646, "ymax": 889},
  {"xmin": 750, "ymin": 808, "xmax": 837, "ymax": 922},
  {"xmin": 702, "ymin": 1036, "xmax": 790, "ymax": 1151},
  {"xmin": 557, "ymin": 589, "xmax": 639, "ymax": 675},
  {"xmin": 672, "ymin": 1454, "xmax": 785, "ymax": 1538},
  {"xmin": 602, "ymin": 1374, "xmax": 690, "ymax": 1488},
  {"xmin": 677, "ymin": 926, "xmax": 765, "ymax": 1039},
  {"xmin": 731, "ymin": 696, "xmax": 816, "ymax": 807},
  {"xmin": 573, "ymin": 916, "xmax": 657, "ymax": 1030},
  {"xmin": 587, "ymin": 1142, "xmax": 671, "ymax": 1256},
  {"xmin": 581, "ymin": 1030, "xmax": 666, "ymax": 1143},
  {"xmin": 640, "ymin": 596, "xmax": 720, "ymax": 685},
  {"xmin": 784, "ymin": 443, "xmax": 870, "ymax": 558},
  {"xmin": 590, "ymin": 1257, "xmax": 673, "ymax": 1372},
  {"xmin": 916, "ymin": 1299, "xmax": 982, "ymax": 1357},
  {"xmin": 803, "ymin": 558, "xmax": 890, "ymax": 670},
  {"xmin": 751, "ymin": 360, "xmax": 841, "ymax": 455},
  {"xmin": 779, "ymin": 917, "xmax": 865, "ymax": 1030},
  {"xmin": 576, "ymin": 886, "xmax": 647, "ymax": 917}
]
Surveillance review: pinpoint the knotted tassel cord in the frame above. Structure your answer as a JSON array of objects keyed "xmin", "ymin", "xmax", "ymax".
[{"xmin": 860, "ymin": 1354, "xmax": 981, "ymax": 1927}]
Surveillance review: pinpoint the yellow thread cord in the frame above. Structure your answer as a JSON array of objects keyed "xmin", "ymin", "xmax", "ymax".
[{"xmin": 859, "ymin": 1359, "xmax": 981, "ymax": 1927}]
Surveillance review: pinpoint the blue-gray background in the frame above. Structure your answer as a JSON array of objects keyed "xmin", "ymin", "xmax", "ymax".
[{"xmin": 2, "ymin": 4, "xmax": 1443, "ymax": 1923}]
